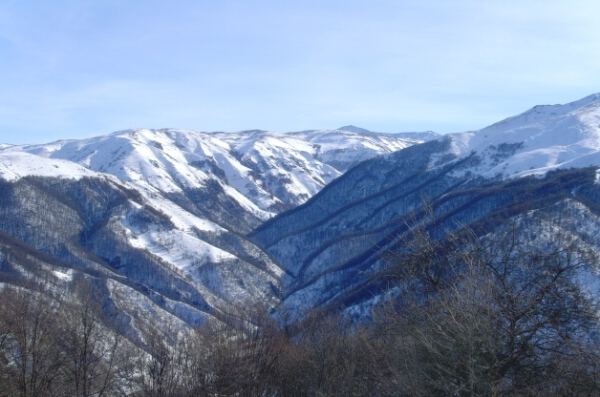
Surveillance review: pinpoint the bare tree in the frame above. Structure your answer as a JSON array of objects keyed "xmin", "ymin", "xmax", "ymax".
[
  {"xmin": 372, "ymin": 221, "xmax": 600, "ymax": 396},
  {"xmin": 182, "ymin": 305, "xmax": 284, "ymax": 397},
  {"xmin": 59, "ymin": 281, "xmax": 124, "ymax": 397},
  {"xmin": 0, "ymin": 285, "xmax": 65, "ymax": 397}
]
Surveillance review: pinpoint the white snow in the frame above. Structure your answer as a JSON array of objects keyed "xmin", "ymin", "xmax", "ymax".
[
  {"xmin": 432, "ymin": 93, "xmax": 600, "ymax": 180},
  {"xmin": 52, "ymin": 268, "xmax": 74, "ymax": 282},
  {"xmin": 141, "ymin": 193, "xmax": 225, "ymax": 233},
  {"xmin": 127, "ymin": 226, "xmax": 235, "ymax": 272},
  {"xmin": 291, "ymin": 129, "xmax": 416, "ymax": 165},
  {"xmin": 0, "ymin": 151, "xmax": 103, "ymax": 181},
  {"xmin": 8, "ymin": 127, "xmax": 419, "ymax": 214}
]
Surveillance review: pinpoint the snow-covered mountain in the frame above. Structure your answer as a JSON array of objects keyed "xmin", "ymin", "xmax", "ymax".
[
  {"xmin": 12, "ymin": 127, "xmax": 424, "ymax": 227},
  {"xmin": 429, "ymin": 93, "xmax": 600, "ymax": 179},
  {"xmin": 0, "ymin": 127, "xmax": 427, "ymax": 338},
  {"xmin": 4, "ymin": 93, "xmax": 600, "ymax": 334},
  {"xmin": 0, "ymin": 152, "xmax": 285, "ymax": 341},
  {"xmin": 251, "ymin": 94, "xmax": 600, "ymax": 321}
]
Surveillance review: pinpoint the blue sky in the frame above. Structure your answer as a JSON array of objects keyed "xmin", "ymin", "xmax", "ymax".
[{"xmin": 1, "ymin": 0, "xmax": 600, "ymax": 143}]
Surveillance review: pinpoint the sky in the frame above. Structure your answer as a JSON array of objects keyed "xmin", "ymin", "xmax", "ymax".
[{"xmin": 1, "ymin": 0, "xmax": 600, "ymax": 143}]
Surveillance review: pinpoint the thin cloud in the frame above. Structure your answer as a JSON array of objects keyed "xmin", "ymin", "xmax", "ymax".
[{"xmin": 0, "ymin": 1, "xmax": 599, "ymax": 143}]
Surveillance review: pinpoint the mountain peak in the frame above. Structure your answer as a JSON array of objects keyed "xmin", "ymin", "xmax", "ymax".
[
  {"xmin": 441, "ymin": 92, "xmax": 600, "ymax": 180},
  {"xmin": 517, "ymin": 92, "xmax": 600, "ymax": 119},
  {"xmin": 238, "ymin": 129, "xmax": 269, "ymax": 135},
  {"xmin": 337, "ymin": 125, "xmax": 372, "ymax": 134}
]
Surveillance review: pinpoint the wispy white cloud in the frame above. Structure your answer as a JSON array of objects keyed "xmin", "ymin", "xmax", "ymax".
[{"xmin": 0, "ymin": 0, "xmax": 599, "ymax": 143}]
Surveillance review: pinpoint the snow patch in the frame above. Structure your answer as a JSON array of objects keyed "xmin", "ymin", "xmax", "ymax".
[
  {"xmin": 0, "ymin": 152, "xmax": 104, "ymax": 181},
  {"xmin": 52, "ymin": 268, "xmax": 74, "ymax": 282}
]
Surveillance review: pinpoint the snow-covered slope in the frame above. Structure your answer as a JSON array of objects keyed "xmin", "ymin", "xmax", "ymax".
[
  {"xmin": 0, "ymin": 151, "xmax": 105, "ymax": 182},
  {"xmin": 287, "ymin": 127, "xmax": 423, "ymax": 170},
  {"xmin": 0, "ymin": 154, "xmax": 284, "ymax": 341},
  {"xmin": 251, "ymin": 93, "xmax": 600, "ymax": 321},
  {"xmin": 0, "ymin": 126, "xmax": 427, "ymax": 337},
  {"xmin": 12, "ymin": 127, "xmax": 424, "ymax": 220},
  {"xmin": 10, "ymin": 94, "xmax": 600, "ymax": 329},
  {"xmin": 431, "ymin": 93, "xmax": 600, "ymax": 179}
]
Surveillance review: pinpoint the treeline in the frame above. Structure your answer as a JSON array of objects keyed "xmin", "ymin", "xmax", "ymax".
[{"xmin": 1, "ymin": 225, "xmax": 599, "ymax": 396}]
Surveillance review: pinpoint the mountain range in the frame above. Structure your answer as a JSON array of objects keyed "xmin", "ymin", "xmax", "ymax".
[
  {"xmin": 252, "ymin": 94, "xmax": 600, "ymax": 320},
  {"xmin": 0, "ymin": 126, "xmax": 427, "ymax": 340},
  {"xmin": 2, "ymin": 95, "xmax": 600, "ymax": 340}
]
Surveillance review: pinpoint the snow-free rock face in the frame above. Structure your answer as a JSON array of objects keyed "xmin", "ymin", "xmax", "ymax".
[{"xmin": 251, "ymin": 94, "xmax": 600, "ymax": 321}]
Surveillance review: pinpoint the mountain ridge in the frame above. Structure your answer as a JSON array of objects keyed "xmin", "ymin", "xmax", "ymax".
[
  {"xmin": 0, "ymin": 126, "xmax": 429, "ymax": 336},
  {"xmin": 2, "ymin": 94, "xmax": 600, "ymax": 333},
  {"xmin": 250, "ymin": 93, "xmax": 600, "ymax": 321}
]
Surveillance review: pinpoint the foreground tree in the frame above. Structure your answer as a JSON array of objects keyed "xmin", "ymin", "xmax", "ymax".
[
  {"xmin": 0, "ymin": 280, "xmax": 131, "ymax": 397},
  {"xmin": 371, "ymin": 222, "xmax": 600, "ymax": 396},
  {"xmin": 60, "ymin": 282, "xmax": 125, "ymax": 397},
  {"xmin": 0, "ymin": 284, "xmax": 65, "ymax": 397},
  {"xmin": 0, "ymin": 218, "xmax": 598, "ymax": 396}
]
